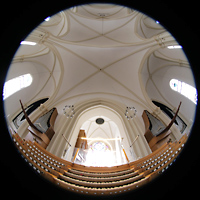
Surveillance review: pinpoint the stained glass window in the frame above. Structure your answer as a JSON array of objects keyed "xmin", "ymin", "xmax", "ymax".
[
  {"xmin": 170, "ymin": 79, "xmax": 198, "ymax": 104},
  {"xmin": 89, "ymin": 141, "xmax": 109, "ymax": 152},
  {"xmin": 85, "ymin": 141, "xmax": 112, "ymax": 167}
]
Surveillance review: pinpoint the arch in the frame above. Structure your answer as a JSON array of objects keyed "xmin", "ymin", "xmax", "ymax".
[
  {"xmin": 64, "ymin": 103, "xmax": 132, "ymax": 164},
  {"xmin": 47, "ymin": 98, "xmax": 151, "ymax": 161}
]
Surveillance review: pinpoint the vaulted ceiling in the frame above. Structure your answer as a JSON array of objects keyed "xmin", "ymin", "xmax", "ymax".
[{"xmin": 5, "ymin": 4, "xmax": 195, "ymax": 127}]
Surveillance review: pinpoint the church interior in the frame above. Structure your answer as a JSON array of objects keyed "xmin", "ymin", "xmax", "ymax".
[{"xmin": 1, "ymin": 2, "xmax": 198, "ymax": 199}]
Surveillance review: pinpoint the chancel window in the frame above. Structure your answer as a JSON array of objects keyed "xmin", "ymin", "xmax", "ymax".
[
  {"xmin": 84, "ymin": 141, "xmax": 114, "ymax": 167},
  {"xmin": 89, "ymin": 141, "xmax": 109, "ymax": 152},
  {"xmin": 170, "ymin": 79, "xmax": 197, "ymax": 104},
  {"xmin": 3, "ymin": 74, "xmax": 32, "ymax": 100}
]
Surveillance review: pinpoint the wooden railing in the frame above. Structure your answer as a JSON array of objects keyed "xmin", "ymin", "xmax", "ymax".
[{"xmin": 12, "ymin": 133, "xmax": 187, "ymax": 196}]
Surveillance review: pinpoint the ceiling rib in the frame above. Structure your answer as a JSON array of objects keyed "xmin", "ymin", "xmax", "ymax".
[
  {"xmin": 60, "ymin": 11, "xmax": 141, "ymax": 45},
  {"xmin": 6, "ymin": 4, "xmax": 189, "ymax": 122},
  {"xmin": 80, "ymin": 5, "xmax": 124, "ymax": 19},
  {"xmin": 48, "ymin": 36, "xmax": 159, "ymax": 107}
]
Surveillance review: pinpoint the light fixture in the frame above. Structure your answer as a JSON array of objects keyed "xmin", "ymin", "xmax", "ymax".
[
  {"xmin": 98, "ymin": 13, "xmax": 109, "ymax": 17},
  {"xmin": 96, "ymin": 118, "xmax": 104, "ymax": 125},
  {"xmin": 20, "ymin": 41, "xmax": 37, "ymax": 46},
  {"xmin": 63, "ymin": 105, "xmax": 75, "ymax": 118},
  {"xmin": 155, "ymin": 21, "xmax": 159, "ymax": 24},
  {"xmin": 125, "ymin": 106, "xmax": 137, "ymax": 120},
  {"xmin": 167, "ymin": 45, "xmax": 182, "ymax": 49}
]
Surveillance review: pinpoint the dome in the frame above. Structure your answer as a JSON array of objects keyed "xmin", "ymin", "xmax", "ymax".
[{"xmin": 1, "ymin": 2, "xmax": 198, "ymax": 199}]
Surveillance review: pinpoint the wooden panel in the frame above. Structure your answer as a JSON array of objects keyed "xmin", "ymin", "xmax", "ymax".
[
  {"xmin": 151, "ymin": 135, "xmax": 171, "ymax": 152},
  {"xmin": 144, "ymin": 129, "xmax": 154, "ymax": 143},
  {"xmin": 45, "ymin": 108, "xmax": 58, "ymax": 140},
  {"xmin": 130, "ymin": 142, "xmax": 170, "ymax": 169},
  {"xmin": 45, "ymin": 126, "xmax": 55, "ymax": 140},
  {"xmin": 142, "ymin": 110, "xmax": 175, "ymax": 152},
  {"xmin": 71, "ymin": 163, "xmax": 130, "ymax": 173},
  {"xmin": 25, "ymin": 131, "xmax": 47, "ymax": 149},
  {"xmin": 28, "ymin": 126, "xmax": 50, "ymax": 145},
  {"xmin": 142, "ymin": 111, "xmax": 154, "ymax": 142},
  {"xmin": 49, "ymin": 108, "xmax": 58, "ymax": 128},
  {"xmin": 148, "ymin": 130, "xmax": 171, "ymax": 148},
  {"xmin": 12, "ymin": 133, "xmax": 187, "ymax": 196},
  {"xmin": 75, "ymin": 130, "xmax": 88, "ymax": 149},
  {"xmin": 33, "ymin": 141, "xmax": 71, "ymax": 168},
  {"xmin": 21, "ymin": 106, "xmax": 58, "ymax": 148},
  {"xmin": 142, "ymin": 110, "xmax": 150, "ymax": 131}
]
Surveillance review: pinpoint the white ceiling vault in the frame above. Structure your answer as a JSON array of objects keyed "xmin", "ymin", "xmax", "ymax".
[{"xmin": 5, "ymin": 3, "xmax": 195, "ymax": 134}]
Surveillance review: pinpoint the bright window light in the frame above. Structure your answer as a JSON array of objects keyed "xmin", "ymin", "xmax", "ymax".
[
  {"xmin": 84, "ymin": 141, "xmax": 115, "ymax": 167},
  {"xmin": 45, "ymin": 16, "xmax": 50, "ymax": 21},
  {"xmin": 20, "ymin": 41, "xmax": 37, "ymax": 46},
  {"xmin": 170, "ymin": 79, "xmax": 198, "ymax": 104},
  {"xmin": 3, "ymin": 74, "xmax": 33, "ymax": 100},
  {"xmin": 167, "ymin": 45, "xmax": 182, "ymax": 49}
]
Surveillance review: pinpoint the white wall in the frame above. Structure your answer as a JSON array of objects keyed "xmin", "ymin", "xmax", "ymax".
[{"xmin": 142, "ymin": 49, "xmax": 197, "ymax": 130}]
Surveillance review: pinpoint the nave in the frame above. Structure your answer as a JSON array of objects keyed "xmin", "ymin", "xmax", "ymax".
[
  {"xmin": 2, "ymin": 2, "xmax": 197, "ymax": 198},
  {"xmin": 12, "ymin": 132, "xmax": 187, "ymax": 196}
]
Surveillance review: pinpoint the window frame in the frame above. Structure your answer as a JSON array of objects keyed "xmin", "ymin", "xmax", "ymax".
[
  {"xmin": 3, "ymin": 73, "xmax": 33, "ymax": 100},
  {"xmin": 169, "ymin": 79, "xmax": 197, "ymax": 104}
]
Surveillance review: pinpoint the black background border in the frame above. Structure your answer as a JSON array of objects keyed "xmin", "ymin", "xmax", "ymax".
[{"xmin": 0, "ymin": 1, "xmax": 199, "ymax": 199}]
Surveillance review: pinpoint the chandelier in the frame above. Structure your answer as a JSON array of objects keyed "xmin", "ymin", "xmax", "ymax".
[
  {"xmin": 63, "ymin": 105, "xmax": 75, "ymax": 118},
  {"xmin": 125, "ymin": 106, "xmax": 137, "ymax": 120}
]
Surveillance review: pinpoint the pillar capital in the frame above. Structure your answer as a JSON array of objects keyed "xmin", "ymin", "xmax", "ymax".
[
  {"xmin": 152, "ymin": 106, "xmax": 162, "ymax": 117},
  {"xmin": 39, "ymin": 103, "xmax": 48, "ymax": 114}
]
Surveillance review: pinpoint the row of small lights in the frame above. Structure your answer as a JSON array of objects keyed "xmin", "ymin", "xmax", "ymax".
[{"xmin": 58, "ymin": 182, "xmax": 133, "ymax": 195}]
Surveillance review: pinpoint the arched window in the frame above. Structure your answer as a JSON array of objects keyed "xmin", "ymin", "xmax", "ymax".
[
  {"xmin": 3, "ymin": 74, "xmax": 32, "ymax": 100},
  {"xmin": 89, "ymin": 141, "xmax": 110, "ymax": 152},
  {"xmin": 169, "ymin": 79, "xmax": 198, "ymax": 104},
  {"xmin": 85, "ymin": 141, "xmax": 113, "ymax": 167}
]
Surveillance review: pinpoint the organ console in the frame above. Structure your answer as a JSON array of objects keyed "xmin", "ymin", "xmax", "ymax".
[
  {"xmin": 10, "ymin": 101, "xmax": 188, "ymax": 196},
  {"xmin": 20, "ymin": 100, "xmax": 58, "ymax": 149},
  {"xmin": 143, "ymin": 102, "xmax": 182, "ymax": 152},
  {"xmin": 12, "ymin": 131, "xmax": 188, "ymax": 196}
]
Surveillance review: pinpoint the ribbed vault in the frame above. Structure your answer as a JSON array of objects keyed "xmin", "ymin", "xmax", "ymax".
[{"xmin": 4, "ymin": 4, "xmax": 195, "ymax": 162}]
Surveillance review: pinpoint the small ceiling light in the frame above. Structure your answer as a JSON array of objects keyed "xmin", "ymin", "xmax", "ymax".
[
  {"xmin": 167, "ymin": 45, "xmax": 182, "ymax": 49},
  {"xmin": 156, "ymin": 21, "xmax": 159, "ymax": 24},
  {"xmin": 98, "ymin": 13, "xmax": 109, "ymax": 17},
  {"xmin": 96, "ymin": 118, "xmax": 104, "ymax": 125},
  {"xmin": 20, "ymin": 41, "xmax": 37, "ymax": 46},
  {"xmin": 63, "ymin": 105, "xmax": 75, "ymax": 118},
  {"xmin": 125, "ymin": 107, "xmax": 137, "ymax": 120},
  {"xmin": 45, "ymin": 16, "xmax": 50, "ymax": 21}
]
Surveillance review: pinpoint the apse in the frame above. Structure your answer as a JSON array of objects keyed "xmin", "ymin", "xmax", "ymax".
[
  {"xmin": 60, "ymin": 104, "xmax": 135, "ymax": 165},
  {"xmin": 73, "ymin": 114, "xmax": 128, "ymax": 167}
]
